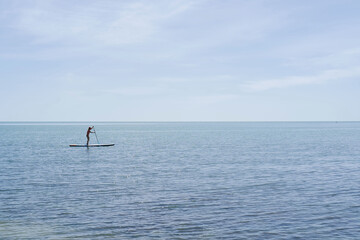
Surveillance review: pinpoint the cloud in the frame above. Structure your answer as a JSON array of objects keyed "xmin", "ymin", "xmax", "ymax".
[
  {"xmin": 185, "ymin": 94, "xmax": 238, "ymax": 105},
  {"xmin": 11, "ymin": 0, "xmax": 199, "ymax": 46},
  {"xmin": 308, "ymin": 48, "xmax": 360, "ymax": 68},
  {"xmin": 2, "ymin": 0, "xmax": 290, "ymax": 60},
  {"xmin": 100, "ymin": 86, "xmax": 165, "ymax": 96},
  {"xmin": 241, "ymin": 67, "xmax": 360, "ymax": 91},
  {"xmin": 247, "ymin": 45, "xmax": 360, "ymax": 92}
]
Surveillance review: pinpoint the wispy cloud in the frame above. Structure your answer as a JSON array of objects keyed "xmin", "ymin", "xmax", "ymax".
[
  {"xmin": 241, "ymin": 67, "xmax": 360, "ymax": 91},
  {"xmin": 11, "ymin": 0, "xmax": 199, "ymax": 46},
  {"xmin": 186, "ymin": 94, "xmax": 238, "ymax": 104},
  {"xmin": 307, "ymin": 48, "xmax": 360, "ymax": 68},
  {"xmin": 2, "ymin": 0, "xmax": 291, "ymax": 61},
  {"xmin": 100, "ymin": 86, "xmax": 165, "ymax": 96}
]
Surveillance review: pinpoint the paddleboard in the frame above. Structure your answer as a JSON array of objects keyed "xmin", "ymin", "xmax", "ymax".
[{"xmin": 69, "ymin": 144, "xmax": 115, "ymax": 147}]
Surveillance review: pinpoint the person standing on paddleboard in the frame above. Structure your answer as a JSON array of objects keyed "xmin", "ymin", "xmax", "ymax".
[{"xmin": 86, "ymin": 126, "xmax": 94, "ymax": 146}]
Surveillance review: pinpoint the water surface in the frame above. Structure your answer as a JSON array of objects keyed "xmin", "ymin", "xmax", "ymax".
[{"xmin": 1, "ymin": 122, "xmax": 360, "ymax": 239}]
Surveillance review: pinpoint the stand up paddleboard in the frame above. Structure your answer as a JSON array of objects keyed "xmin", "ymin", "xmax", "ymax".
[
  {"xmin": 69, "ymin": 144, "xmax": 115, "ymax": 147},
  {"xmin": 70, "ymin": 126, "xmax": 114, "ymax": 147}
]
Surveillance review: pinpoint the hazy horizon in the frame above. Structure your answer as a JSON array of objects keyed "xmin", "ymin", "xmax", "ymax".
[{"xmin": 0, "ymin": 120, "xmax": 358, "ymax": 124}]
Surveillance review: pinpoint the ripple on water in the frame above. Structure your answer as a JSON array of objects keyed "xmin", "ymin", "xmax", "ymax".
[{"xmin": 1, "ymin": 122, "xmax": 360, "ymax": 239}]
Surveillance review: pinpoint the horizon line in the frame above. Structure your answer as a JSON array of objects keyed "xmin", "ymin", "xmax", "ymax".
[{"xmin": 0, "ymin": 120, "xmax": 358, "ymax": 123}]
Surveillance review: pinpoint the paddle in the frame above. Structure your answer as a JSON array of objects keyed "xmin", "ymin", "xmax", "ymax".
[{"xmin": 93, "ymin": 126, "xmax": 100, "ymax": 144}]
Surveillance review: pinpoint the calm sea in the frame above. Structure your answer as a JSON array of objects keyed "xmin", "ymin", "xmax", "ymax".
[{"xmin": 1, "ymin": 122, "xmax": 360, "ymax": 239}]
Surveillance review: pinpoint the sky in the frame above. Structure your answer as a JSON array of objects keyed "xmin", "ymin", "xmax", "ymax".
[{"xmin": 1, "ymin": 0, "xmax": 360, "ymax": 121}]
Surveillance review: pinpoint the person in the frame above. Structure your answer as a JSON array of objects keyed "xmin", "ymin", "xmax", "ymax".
[{"xmin": 86, "ymin": 126, "xmax": 94, "ymax": 146}]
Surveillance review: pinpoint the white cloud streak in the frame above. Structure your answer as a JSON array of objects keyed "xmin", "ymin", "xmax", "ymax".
[
  {"xmin": 241, "ymin": 67, "xmax": 360, "ymax": 91},
  {"xmin": 10, "ymin": 0, "xmax": 200, "ymax": 47},
  {"xmin": 101, "ymin": 86, "xmax": 165, "ymax": 96}
]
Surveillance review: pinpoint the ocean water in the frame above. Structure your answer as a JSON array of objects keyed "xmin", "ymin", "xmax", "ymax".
[{"xmin": 1, "ymin": 122, "xmax": 360, "ymax": 239}]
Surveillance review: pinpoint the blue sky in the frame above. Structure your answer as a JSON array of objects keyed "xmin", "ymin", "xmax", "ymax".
[{"xmin": 1, "ymin": 0, "xmax": 360, "ymax": 121}]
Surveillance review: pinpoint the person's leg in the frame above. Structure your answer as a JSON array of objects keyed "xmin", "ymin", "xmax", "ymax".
[{"xmin": 87, "ymin": 136, "xmax": 89, "ymax": 145}]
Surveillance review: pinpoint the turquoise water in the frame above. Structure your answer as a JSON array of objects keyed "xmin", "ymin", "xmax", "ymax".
[{"xmin": 1, "ymin": 122, "xmax": 360, "ymax": 239}]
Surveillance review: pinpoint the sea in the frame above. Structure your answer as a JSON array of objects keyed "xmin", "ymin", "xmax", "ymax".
[{"xmin": 0, "ymin": 122, "xmax": 360, "ymax": 239}]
